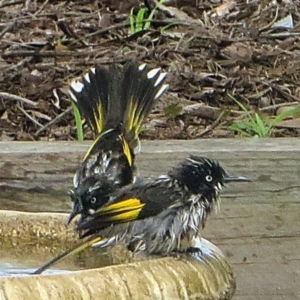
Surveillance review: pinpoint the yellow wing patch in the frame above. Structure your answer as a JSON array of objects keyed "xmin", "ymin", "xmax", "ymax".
[
  {"xmin": 100, "ymin": 198, "xmax": 145, "ymax": 214},
  {"xmin": 109, "ymin": 209, "xmax": 142, "ymax": 221}
]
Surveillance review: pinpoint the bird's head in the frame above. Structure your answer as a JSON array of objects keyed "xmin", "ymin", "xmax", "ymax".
[
  {"xmin": 67, "ymin": 176, "xmax": 114, "ymax": 225},
  {"xmin": 170, "ymin": 156, "xmax": 249, "ymax": 198}
]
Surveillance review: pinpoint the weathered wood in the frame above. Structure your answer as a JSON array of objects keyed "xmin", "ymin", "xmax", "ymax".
[
  {"xmin": 0, "ymin": 138, "xmax": 299, "ymax": 299},
  {"xmin": 0, "ymin": 138, "xmax": 299, "ymax": 211},
  {"xmin": 205, "ymin": 203, "xmax": 300, "ymax": 300}
]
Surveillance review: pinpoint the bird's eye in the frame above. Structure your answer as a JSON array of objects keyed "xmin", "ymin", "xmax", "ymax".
[
  {"xmin": 90, "ymin": 197, "xmax": 97, "ymax": 204},
  {"xmin": 206, "ymin": 175, "xmax": 213, "ymax": 182}
]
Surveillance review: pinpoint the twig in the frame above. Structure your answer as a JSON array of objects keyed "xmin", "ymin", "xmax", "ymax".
[
  {"xmin": 259, "ymin": 5, "xmax": 279, "ymax": 32},
  {"xmin": 259, "ymin": 102, "xmax": 299, "ymax": 112},
  {"xmin": 196, "ymin": 110, "xmax": 226, "ymax": 138},
  {"xmin": 4, "ymin": 56, "xmax": 33, "ymax": 71},
  {"xmin": 268, "ymin": 83, "xmax": 300, "ymax": 103},
  {"xmin": 0, "ymin": 92, "xmax": 38, "ymax": 107},
  {"xmin": 33, "ymin": 0, "xmax": 49, "ymax": 17},
  {"xmin": 153, "ymin": 0, "xmax": 199, "ymax": 24},
  {"xmin": 69, "ymin": 21, "xmax": 130, "ymax": 45},
  {"xmin": 35, "ymin": 107, "xmax": 73, "ymax": 136},
  {"xmin": 0, "ymin": 0, "xmax": 23, "ymax": 8},
  {"xmin": 2, "ymin": 50, "xmax": 98, "ymax": 58},
  {"xmin": 25, "ymin": 0, "xmax": 31, "ymax": 10},
  {"xmin": 260, "ymin": 32, "xmax": 300, "ymax": 39},
  {"xmin": 16, "ymin": 105, "xmax": 44, "ymax": 128},
  {"xmin": 0, "ymin": 21, "xmax": 16, "ymax": 40},
  {"xmin": 57, "ymin": 19, "xmax": 88, "ymax": 46}
]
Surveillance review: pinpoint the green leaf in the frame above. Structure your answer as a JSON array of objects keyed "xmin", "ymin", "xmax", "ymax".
[
  {"xmin": 254, "ymin": 113, "xmax": 269, "ymax": 137},
  {"xmin": 228, "ymin": 123, "xmax": 252, "ymax": 137},
  {"xmin": 271, "ymin": 106, "xmax": 300, "ymax": 126},
  {"xmin": 129, "ymin": 7, "xmax": 136, "ymax": 34},
  {"xmin": 228, "ymin": 94, "xmax": 256, "ymax": 124},
  {"xmin": 128, "ymin": 0, "xmax": 167, "ymax": 35},
  {"xmin": 136, "ymin": 8, "xmax": 146, "ymax": 32},
  {"xmin": 227, "ymin": 94, "xmax": 273, "ymax": 138},
  {"xmin": 144, "ymin": 0, "xmax": 166, "ymax": 29},
  {"xmin": 71, "ymin": 102, "xmax": 84, "ymax": 141}
]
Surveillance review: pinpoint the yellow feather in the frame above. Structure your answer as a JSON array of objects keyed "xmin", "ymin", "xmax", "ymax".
[
  {"xmin": 69, "ymin": 236, "xmax": 102, "ymax": 255},
  {"xmin": 100, "ymin": 198, "xmax": 145, "ymax": 213},
  {"xmin": 110, "ymin": 208, "xmax": 142, "ymax": 221},
  {"xmin": 95, "ymin": 103, "xmax": 103, "ymax": 133},
  {"xmin": 122, "ymin": 138, "xmax": 133, "ymax": 166},
  {"xmin": 126, "ymin": 99, "xmax": 138, "ymax": 133},
  {"xmin": 82, "ymin": 103, "xmax": 104, "ymax": 161},
  {"xmin": 82, "ymin": 133, "xmax": 102, "ymax": 161}
]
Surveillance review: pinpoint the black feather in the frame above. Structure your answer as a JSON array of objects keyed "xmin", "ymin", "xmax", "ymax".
[{"xmin": 68, "ymin": 62, "xmax": 168, "ymax": 224}]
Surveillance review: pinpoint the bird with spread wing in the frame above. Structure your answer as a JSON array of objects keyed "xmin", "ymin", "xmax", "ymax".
[{"xmin": 67, "ymin": 62, "xmax": 168, "ymax": 225}]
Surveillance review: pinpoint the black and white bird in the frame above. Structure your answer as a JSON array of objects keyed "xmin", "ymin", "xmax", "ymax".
[
  {"xmin": 33, "ymin": 156, "xmax": 248, "ymax": 274},
  {"xmin": 67, "ymin": 62, "xmax": 168, "ymax": 224}
]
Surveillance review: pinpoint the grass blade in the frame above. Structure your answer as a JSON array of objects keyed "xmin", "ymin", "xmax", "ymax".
[{"xmin": 71, "ymin": 102, "xmax": 84, "ymax": 141}]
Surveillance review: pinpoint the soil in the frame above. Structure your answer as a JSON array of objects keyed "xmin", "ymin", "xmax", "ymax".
[{"xmin": 1, "ymin": 0, "xmax": 300, "ymax": 141}]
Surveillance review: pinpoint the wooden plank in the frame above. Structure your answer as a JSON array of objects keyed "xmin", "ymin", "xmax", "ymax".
[
  {"xmin": 233, "ymin": 263, "xmax": 300, "ymax": 298},
  {"xmin": 206, "ymin": 236, "xmax": 300, "ymax": 299},
  {"xmin": 203, "ymin": 201, "xmax": 300, "ymax": 298},
  {"xmin": 0, "ymin": 138, "xmax": 299, "ymax": 211},
  {"xmin": 206, "ymin": 203, "xmax": 300, "ymax": 239}
]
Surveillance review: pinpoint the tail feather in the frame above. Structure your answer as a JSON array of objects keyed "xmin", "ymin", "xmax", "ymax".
[
  {"xmin": 122, "ymin": 64, "xmax": 168, "ymax": 152},
  {"xmin": 69, "ymin": 62, "xmax": 168, "ymax": 153},
  {"xmin": 32, "ymin": 230, "xmax": 125, "ymax": 274},
  {"xmin": 68, "ymin": 62, "xmax": 168, "ymax": 217},
  {"xmin": 69, "ymin": 67, "xmax": 111, "ymax": 133},
  {"xmin": 32, "ymin": 235, "xmax": 103, "ymax": 275}
]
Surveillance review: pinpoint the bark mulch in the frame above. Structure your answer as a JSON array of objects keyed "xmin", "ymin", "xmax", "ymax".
[{"xmin": 1, "ymin": 0, "xmax": 300, "ymax": 141}]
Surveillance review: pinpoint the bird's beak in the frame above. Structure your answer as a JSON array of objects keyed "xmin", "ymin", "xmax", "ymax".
[
  {"xmin": 67, "ymin": 199, "xmax": 83, "ymax": 225},
  {"xmin": 223, "ymin": 176, "xmax": 250, "ymax": 183}
]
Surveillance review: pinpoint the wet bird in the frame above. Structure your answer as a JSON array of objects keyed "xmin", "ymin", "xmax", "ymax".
[
  {"xmin": 33, "ymin": 156, "xmax": 248, "ymax": 274},
  {"xmin": 68, "ymin": 62, "xmax": 168, "ymax": 224}
]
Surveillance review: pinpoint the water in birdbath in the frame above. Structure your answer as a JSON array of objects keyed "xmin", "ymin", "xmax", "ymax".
[{"xmin": 0, "ymin": 238, "xmax": 114, "ymax": 277}]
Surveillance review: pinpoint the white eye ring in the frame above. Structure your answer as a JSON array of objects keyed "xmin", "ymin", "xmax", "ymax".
[
  {"xmin": 206, "ymin": 175, "xmax": 213, "ymax": 182},
  {"xmin": 91, "ymin": 197, "xmax": 97, "ymax": 204}
]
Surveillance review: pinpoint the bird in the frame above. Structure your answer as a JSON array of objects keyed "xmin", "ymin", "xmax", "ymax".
[
  {"xmin": 33, "ymin": 156, "xmax": 248, "ymax": 274},
  {"xmin": 67, "ymin": 62, "xmax": 168, "ymax": 225}
]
